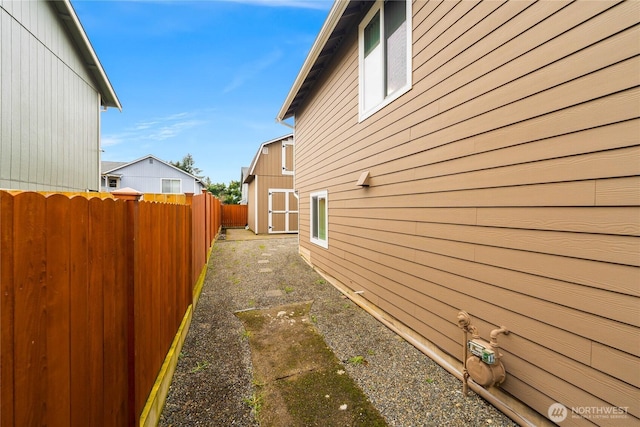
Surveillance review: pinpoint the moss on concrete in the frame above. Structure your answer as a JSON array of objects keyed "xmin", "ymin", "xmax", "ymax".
[{"xmin": 236, "ymin": 302, "xmax": 387, "ymax": 427}]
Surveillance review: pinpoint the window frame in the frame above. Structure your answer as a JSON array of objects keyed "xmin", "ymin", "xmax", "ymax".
[
  {"xmin": 358, "ymin": 0, "xmax": 412, "ymax": 122},
  {"xmin": 161, "ymin": 178, "xmax": 182, "ymax": 194},
  {"xmin": 310, "ymin": 190, "xmax": 328, "ymax": 249},
  {"xmin": 282, "ymin": 139, "xmax": 294, "ymax": 176},
  {"xmin": 108, "ymin": 177, "xmax": 118, "ymax": 189}
]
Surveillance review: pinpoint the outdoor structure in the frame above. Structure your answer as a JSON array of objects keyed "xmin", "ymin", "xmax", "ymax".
[
  {"xmin": 240, "ymin": 166, "xmax": 249, "ymax": 205},
  {"xmin": 101, "ymin": 155, "xmax": 205, "ymax": 195},
  {"xmin": 277, "ymin": 1, "xmax": 639, "ymax": 426},
  {"xmin": 0, "ymin": 0, "xmax": 121, "ymax": 192},
  {"xmin": 243, "ymin": 134, "xmax": 298, "ymax": 234}
]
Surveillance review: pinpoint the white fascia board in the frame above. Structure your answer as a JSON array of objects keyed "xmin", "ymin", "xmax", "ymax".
[{"xmin": 57, "ymin": 0, "xmax": 122, "ymax": 111}]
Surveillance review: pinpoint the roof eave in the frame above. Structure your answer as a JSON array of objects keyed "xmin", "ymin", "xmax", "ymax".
[
  {"xmin": 276, "ymin": 0, "xmax": 350, "ymax": 122},
  {"xmin": 52, "ymin": 0, "xmax": 122, "ymax": 111}
]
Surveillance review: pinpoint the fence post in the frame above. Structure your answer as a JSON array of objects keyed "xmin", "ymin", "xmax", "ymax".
[{"xmin": 112, "ymin": 188, "xmax": 142, "ymax": 203}]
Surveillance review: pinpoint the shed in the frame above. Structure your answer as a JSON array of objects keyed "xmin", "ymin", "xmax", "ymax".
[{"xmin": 243, "ymin": 134, "xmax": 297, "ymax": 234}]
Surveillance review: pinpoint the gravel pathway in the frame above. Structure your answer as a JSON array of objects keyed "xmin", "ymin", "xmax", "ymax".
[{"xmin": 159, "ymin": 234, "xmax": 518, "ymax": 427}]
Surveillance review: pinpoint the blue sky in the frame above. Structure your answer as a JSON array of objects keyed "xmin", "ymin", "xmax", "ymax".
[{"xmin": 72, "ymin": 0, "xmax": 332, "ymax": 184}]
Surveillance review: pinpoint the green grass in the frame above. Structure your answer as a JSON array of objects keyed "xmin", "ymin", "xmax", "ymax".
[
  {"xmin": 190, "ymin": 361, "xmax": 210, "ymax": 373},
  {"xmin": 243, "ymin": 391, "xmax": 264, "ymax": 420},
  {"xmin": 348, "ymin": 355, "xmax": 365, "ymax": 365}
]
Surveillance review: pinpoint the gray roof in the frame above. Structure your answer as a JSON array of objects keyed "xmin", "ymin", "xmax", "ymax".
[{"xmin": 101, "ymin": 161, "xmax": 128, "ymax": 174}]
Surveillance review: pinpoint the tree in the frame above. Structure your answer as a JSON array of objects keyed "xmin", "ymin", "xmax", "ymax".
[
  {"xmin": 225, "ymin": 180, "xmax": 242, "ymax": 204},
  {"xmin": 171, "ymin": 153, "xmax": 202, "ymax": 177},
  {"xmin": 206, "ymin": 180, "xmax": 242, "ymax": 204},
  {"xmin": 207, "ymin": 182, "xmax": 227, "ymax": 199}
]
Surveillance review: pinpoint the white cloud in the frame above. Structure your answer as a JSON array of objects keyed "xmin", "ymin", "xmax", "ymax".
[
  {"xmin": 223, "ymin": 49, "xmax": 284, "ymax": 94},
  {"xmin": 146, "ymin": 119, "xmax": 204, "ymax": 141},
  {"xmin": 101, "ymin": 112, "xmax": 207, "ymax": 148}
]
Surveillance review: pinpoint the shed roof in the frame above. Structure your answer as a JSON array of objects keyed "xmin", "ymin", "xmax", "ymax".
[
  {"xmin": 276, "ymin": 0, "xmax": 369, "ymax": 122},
  {"xmin": 51, "ymin": 0, "xmax": 122, "ymax": 110}
]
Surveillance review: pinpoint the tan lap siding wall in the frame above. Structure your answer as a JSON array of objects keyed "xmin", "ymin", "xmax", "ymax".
[{"xmin": 295, "ymin": 1, "xmax": 640, "ymax": 424}]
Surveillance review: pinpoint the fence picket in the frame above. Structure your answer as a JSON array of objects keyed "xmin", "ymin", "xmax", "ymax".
[
  {"xmin": 102, "ymin": 198, "xmax": 129, "ymax": 425},
  {"xmin": 88, "ymin": 197, "xmax": 106, "ymax": 425},
  {"xmin": 45, "ymin": 194, "xmax": 72, "ymax": 426},
  {"xmin": 69, "ymin": 195, "xmax": 91, "ymax": 427},
  {"xmin": 13, "ymin": 192, "xmax": 47, "ymax": 426},
  {"xmin": 0, "ymin": 191, "xmax": 16, "ymax": 427}
]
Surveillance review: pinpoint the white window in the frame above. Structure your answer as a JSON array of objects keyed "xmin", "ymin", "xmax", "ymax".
[
  {"xmin": 162, "ymin": 178, "xmax": 181, "ymax": 194},
  {"xmin": 108, "ymin": 177, "xmax": 118, "ymax": 188},
  {"xmin": 282, "ymin": 139, "xmax": 294, "ymax": 176},
  {"xmin": 358, "ymin": 0, "xmax": 412, "ymax": 121},
  {"xmin": 310, "ymin": 190, "xmax": 328, "ymax": 248}
]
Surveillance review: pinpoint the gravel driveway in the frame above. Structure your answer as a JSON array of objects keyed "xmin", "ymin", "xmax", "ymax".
[{"xmin": 159, "ymin": 231, "xmax": 517, "ymax": 426}]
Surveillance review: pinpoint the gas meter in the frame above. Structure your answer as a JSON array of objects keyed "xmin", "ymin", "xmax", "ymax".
[{"xmin": 468, "ymin": 339, "xmax": 496, "ymax": 365}]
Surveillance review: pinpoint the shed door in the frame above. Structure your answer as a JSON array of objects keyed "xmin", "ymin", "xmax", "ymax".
[{"xmin": 268, "ymin": 189, "xmax": 298, "ymax": 233}]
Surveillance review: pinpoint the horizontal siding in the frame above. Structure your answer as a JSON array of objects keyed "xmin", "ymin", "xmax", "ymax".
[
  {"xmin": 294, "ymin": 0, "xmax": 640, "ymax": 425},
  {"xmin": 254, "ymin": 140, "xmax": 291, "ymax": 177}
]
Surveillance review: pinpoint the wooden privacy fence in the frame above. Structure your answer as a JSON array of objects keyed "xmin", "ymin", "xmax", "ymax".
[
  {"xmin": 0, "ymin": 190, "xmax": 221, "ymax": 427},
  {"xmin": 221, "ymin": 204, "xmax": 248, "ymax": 228}
]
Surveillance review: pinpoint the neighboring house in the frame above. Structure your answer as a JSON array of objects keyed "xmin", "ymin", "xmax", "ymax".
[
  {"xmin": 243, "ymin": 134, "xmax": 297, "ymax": 234},
  {"xmin": 0, "ymin": 0, "xmax": 121, "ymax": 191},
  {"xmin": 240, "ymin": 167, "xmax": 249, "ymax": 205},
  {"xmin": 101, "ymin": 155, "xmax": 205, "ymax": 194},
  {"xmin": 277, "ymin": 1, "xmax": 639, "ymax": 426}
]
